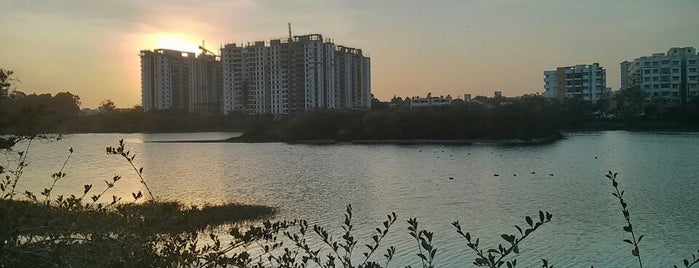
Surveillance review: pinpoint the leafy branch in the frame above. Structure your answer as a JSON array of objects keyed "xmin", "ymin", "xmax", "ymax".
[
  {"xmin": 675, "ymin": 250, "xmax": 699, "ymax": 268},
  {"xmin": 452, "ymin": 210, "xmax": 552, "ymax": 268},
  {"xmin": 106, "ymin": 139, "xmax": 154, "ymax": 201},
  {"xmin": 606, "ymin": 171, "xmax": 643, "ymax": 268}
]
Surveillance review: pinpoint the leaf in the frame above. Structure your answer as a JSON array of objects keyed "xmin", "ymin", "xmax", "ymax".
[
  {"xmin": 501, "ymin": 234, "xmax": 515, "ymax": 243},
  {"xmin": 526, "ymin": 216, "xmax": 533, "ymax": 227},
  {"xmin": 632, "ymin": 247, "xmax": 639, "ymax": 257},
  {"xmin": 539, "ymin": 210, "xmax": 545, "ymax": 222},
  {"xmin": 623, "ymin": 225, "xmax": 633, "ymax": 233},
  {"xmin": 623, "ymin": 239, "xmax": 634, "ymax": 245}
]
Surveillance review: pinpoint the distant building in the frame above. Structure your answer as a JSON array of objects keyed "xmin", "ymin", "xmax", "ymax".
[
  {"xmin": 409, "ymin": 94, "xmax": 452, "ymax": 108},
  {"xmin": 464, "ymin": 94, "xmax": 472, "ymax": 101},
  {"xmin": 494, "ymin": 91, "xmax": 502, "ymax": 98},
  {"xmin": 220, "ymin": 34, "xmax": 370, "ymax": 115},
  {"xmin": 189, "ymin": 54, "xmax": 223, "ymax": 113},
  {"xmin": 621, "ymin": 47, "xmax": 699, "ymax": 105},
  {"xmin": 140, "ymin": 49, "xmax": 222, "ymax": 113},
  {"xmin": 543, "ymin": 63, "xmax": 607, "ymax": 103}
]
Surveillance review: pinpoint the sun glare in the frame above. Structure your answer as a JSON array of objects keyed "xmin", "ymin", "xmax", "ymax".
[{"xmin": 155, "ymin": 35, "xmax": 199, "ymax": 53}]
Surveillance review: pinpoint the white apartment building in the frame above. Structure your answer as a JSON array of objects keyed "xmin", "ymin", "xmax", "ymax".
[
  {"xmin": 408, "ymin": 94, "xmax": 452, "ymax": 108},
  {"xmin": 140, "ymin": 49, "xmax": 221, "ymax": 112},
  {"xmin": 543, "ymin": 63, "xmax": 608, "ymax": 103},
  {"xmin": 221, "ymin": 34, "xmax": 370, "ymax": 115},
  {"xmin": 621, "ymin": 47, "xmax": 699, "ymax": 105},
  {"xmin": 335, "ymin": 46, "xmax": 371, "ymax": 110}
]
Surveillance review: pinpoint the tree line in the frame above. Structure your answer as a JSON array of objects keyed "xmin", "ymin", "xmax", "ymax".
[{"xmin": 2, "ymin": 68, "xmax": 698, "ymax": 140}]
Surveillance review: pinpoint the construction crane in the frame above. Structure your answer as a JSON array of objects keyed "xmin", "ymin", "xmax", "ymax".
[{"xmin": 198, "ymin": 40, "xmax": 217, "ymax": 57}]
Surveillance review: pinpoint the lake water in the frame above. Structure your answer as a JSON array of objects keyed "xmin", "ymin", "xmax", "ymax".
[{"xmin": 7, "ymin": 131, "xmax": 699, "ymax": 267}]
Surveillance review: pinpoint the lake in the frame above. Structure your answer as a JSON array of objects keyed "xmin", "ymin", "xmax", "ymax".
[{"xmin": 8, "ymin": 131, "xmax": 699, "ymax": 267}]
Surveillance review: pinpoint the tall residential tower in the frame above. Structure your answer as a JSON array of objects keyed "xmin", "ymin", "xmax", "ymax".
[
  {"xmin": 221, "ymin": 34, "xmax": 370, "ymax": 115},
  {"xmin": 140, "ymin": 49, "xmax": 222, "ymax": 112}
]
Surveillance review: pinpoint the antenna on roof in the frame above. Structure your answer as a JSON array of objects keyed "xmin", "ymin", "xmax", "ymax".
[{"xmin": 288, "ymin": 22, "xmax": 292, "ymax": 40}]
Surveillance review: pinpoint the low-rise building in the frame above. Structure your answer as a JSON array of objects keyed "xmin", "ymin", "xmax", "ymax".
[
  {"xmin": 621, "ymin": 47, "xmax": 699, "ymax": 105},
  {"xmin": 408, "ymin": 94, "xmax": 452, "ymax": 108}
]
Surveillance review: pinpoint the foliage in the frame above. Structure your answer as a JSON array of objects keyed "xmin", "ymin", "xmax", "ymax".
[
  {"xmin": 237, "ymin": 95, "xmax": 568, "ymax": 142},
  {"xmin": 452, "ymin": 211, "xmax": 552, "ymax": 268},
  {"xmin": 614, "ymin": 86, "xmax": 645, "ymax": 120},
  {"xmin": 98, "ymin": 99, "xmax": 116, "ymax": 112},
  {"xmin": 0, "ymin": 91, "xmax": 81, "ymax": 135},
  {"xmin": 0, "ymin": 68, "xmax": 15, "ymax": 98}
]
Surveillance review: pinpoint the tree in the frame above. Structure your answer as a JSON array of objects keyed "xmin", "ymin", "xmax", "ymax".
[
  {"xmin": 0, "ymin": 68, "xmax": 15, "ymax": 98},
  {"xmin": 615, "ymin": 86, "xmax": 645, "ymax": 119},
  {"xmin": 370, "ymin": 94, "xmax": 388, "ymax": 110},
  {"xmin": 99, "ymin": 99, "xmax": 116, "ymax": 112}
]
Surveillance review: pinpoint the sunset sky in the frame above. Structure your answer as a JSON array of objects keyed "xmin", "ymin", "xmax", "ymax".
[{"xmin": 1, "ymin": 0, "xmax": 698, "ymax": 108}]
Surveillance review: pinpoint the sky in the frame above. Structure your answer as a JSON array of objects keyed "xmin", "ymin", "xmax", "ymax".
[{"xmin": 1, "ymin": 0, "xmax": 698, "ymax": 108}]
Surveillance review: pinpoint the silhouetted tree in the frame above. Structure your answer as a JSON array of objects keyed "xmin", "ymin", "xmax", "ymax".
[
  {"xmin": 0, "ymin": 68, "xmax": 15, "ymax": 98},
  {"xmin": 370, "ymin": 94, "xmax": 388, "ymax": 110},
  {"xmin": 615, "ymin": 86, "xmax": 645, "ymax": 119},
  {"xmin": 99, "ymin": 99, "xmax": 117, "ymax": 113}
]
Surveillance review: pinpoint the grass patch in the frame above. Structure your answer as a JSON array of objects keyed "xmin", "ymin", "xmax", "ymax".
[{"xmin": 1, "ymin": 199, "xmax": 276, "ymax": 236}]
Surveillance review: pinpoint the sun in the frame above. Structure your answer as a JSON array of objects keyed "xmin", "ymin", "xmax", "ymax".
[{"xmin": 155, "ymin": 35, "xmax": 199, "ymax": 53}]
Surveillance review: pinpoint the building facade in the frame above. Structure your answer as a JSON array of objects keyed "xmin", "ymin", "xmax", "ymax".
[
  {"xmin": 408, "ymin": 94, "xmax": 452, "ymax": 108},
  {"xmin": 221, "ymin": 34, "xmax": 370, "ymax": 115},
  {"xmin": 543, "ymin": 63, "xmax": 608, "ymax": 103},
  {"xmin": 188, "ymin": 54, "xmax": 223, "ymax": 113},
  {"xmin": 140, "ymin": 49, "xmax": 222, "ymax": 113},
  {"xmin": 621, "ymin": 47, "xmax": 699, "ymax": 105}
]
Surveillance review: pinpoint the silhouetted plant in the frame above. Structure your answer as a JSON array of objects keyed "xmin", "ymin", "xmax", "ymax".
[
  {"xmin": 675, "ymin": 250, "xmax": 699, "ymax": 268},
  {"xmin": 1, "ymin": 137, "xmax": 32, "ymax": 200},
  {"xmin": 452, "ymin": 210, "xmax": 552, "ymax": 268},
  {"xmin": 606, "ymin": 171, "xmax": 644, "ymax": 267},
  {"xmin": 40, "ymin": 147, "xmax": 72, "ymax": 204},
  {"xmin": 106, "ymin": 139, "xmax": 154, "ymax": 201},
  {"xmin": 406, "ymin": 217, "xmax": 437, "ymax": 268}
]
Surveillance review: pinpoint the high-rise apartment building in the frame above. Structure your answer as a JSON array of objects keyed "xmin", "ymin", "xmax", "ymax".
[
  {"xmin": 189, "ymin": 54, "xmax": 223, "ymax": 113},
  {"xmin": 621, "ymin": 47, "xmax": 699, "ymax": 105},
  {"xmin": 335, "ymin": 46, "xmax": 371, "ymax": 110},
  {"xmin": 140, "ymin": 49, "xmax": 222, "ymax": 113},
  {"xmin": 221, "ymin": 34, "xmax": 370, "ymax": 115},
  {"xmin": 543, "ymin": 63, "xmax": 608, "ymax": 103}
]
